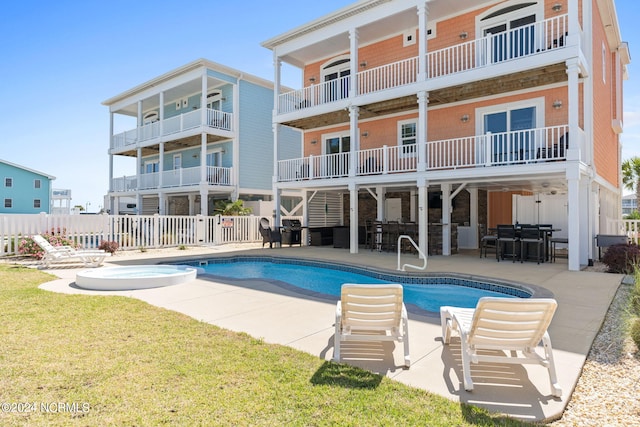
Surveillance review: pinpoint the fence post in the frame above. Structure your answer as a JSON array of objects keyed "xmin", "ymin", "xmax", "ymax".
[{"xmin": 196, "ymin": 214, "xmax": 205, "ymax": 244}]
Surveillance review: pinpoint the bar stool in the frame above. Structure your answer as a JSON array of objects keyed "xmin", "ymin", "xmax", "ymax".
[
  {"xmin": 520, "ymin": 226, "xmax": 544, "ymax": 264},
  {"xmin": 497, "ymin": 224, "xmax": 519, "ymax": 262},
  {"xmin": 549, "ymin": 237, "xmax": 568, "ymax": 262}
]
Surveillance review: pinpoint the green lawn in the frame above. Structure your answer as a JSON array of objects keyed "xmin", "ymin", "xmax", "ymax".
[{"xmin": 0, "ymin": 264, "xmax": 534, "ymax": 426}]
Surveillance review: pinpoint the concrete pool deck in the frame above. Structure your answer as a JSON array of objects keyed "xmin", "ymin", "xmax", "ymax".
[{"xmin": 35, "ymin": 244, "xmax": 624, "ymax": 423}]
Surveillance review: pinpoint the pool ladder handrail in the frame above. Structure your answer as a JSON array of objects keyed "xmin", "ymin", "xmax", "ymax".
[{"xmin": 397, "ymin": 235, "xmax": 427, "ymax": 271}]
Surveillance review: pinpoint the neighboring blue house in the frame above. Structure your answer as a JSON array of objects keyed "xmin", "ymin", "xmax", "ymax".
[
  {"xmin": 0, "ymin": 159, "xmax": 55, "ymax": 214},
  {"xmin": 103, "ymin": 59, "xmax": 301, "ymax": 215}
]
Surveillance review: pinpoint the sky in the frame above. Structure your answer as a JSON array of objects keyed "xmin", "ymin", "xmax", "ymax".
[{"xmin": 1, "ymin": 0, "xmax": 639, "ymax": 212}]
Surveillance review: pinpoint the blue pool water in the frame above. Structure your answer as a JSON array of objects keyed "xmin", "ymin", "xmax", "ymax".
[{"xmin": 200, "ymin": 260, "xmax": 520, "ymax": 313}]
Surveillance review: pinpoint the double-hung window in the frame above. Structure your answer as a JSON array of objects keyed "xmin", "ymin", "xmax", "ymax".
[
  {"xmin": 398, "ymin": 120, "xmax": 417, "ymax": 157},
  {"xmin": 4, "ymin": 177, "xmax": 12, "ymax": 187}
]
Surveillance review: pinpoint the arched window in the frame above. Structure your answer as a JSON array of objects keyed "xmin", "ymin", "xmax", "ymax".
[
  {"xmin": 477, "ymin": 1, "xmax": 542, "ymax": 63},
  {"xmin": 321, "ymin": 55, "xmax": 350, "ymax": 102}
]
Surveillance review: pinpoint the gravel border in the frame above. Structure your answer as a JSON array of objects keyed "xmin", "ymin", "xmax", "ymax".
[{"xmin": 550, "ymin": 277, "xmax": 640, "ymax": 426}]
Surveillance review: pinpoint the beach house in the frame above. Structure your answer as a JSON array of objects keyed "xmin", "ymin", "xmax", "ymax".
[{"xmin": 262, "ymin": 0, "xmax": 629, "ymax": 270}]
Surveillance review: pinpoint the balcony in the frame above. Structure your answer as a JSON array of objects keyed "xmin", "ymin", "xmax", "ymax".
[
  {"xmin": 277, "ymin": 125, "xmax": 571, "ymax": 182},
  {"xmin": 110, "ymin": 108, "xmax": 233, "ymax": 152},
  {"xmin": 277, "ymin": 14, "xmax": 569, "ymax": 116},
  {"xmin": 111, "ymin": 166, "xmax": 233, "ymax": 193}
]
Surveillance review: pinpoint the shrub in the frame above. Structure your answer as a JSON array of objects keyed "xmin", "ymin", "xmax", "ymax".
[
  {"xmin": 631, "ymin": 318, "xmax": 640, "ymax": 351},
  {"xmin": 601, "ymin": 243, "xmax": 640, "ymax": 274},
  {"xmin": 98, "ymin": 240, "xmax": 119, "ymax": 254},
  {"xmin": 18, "ymin": 233, "xmax": 77, "ymax": 260}
]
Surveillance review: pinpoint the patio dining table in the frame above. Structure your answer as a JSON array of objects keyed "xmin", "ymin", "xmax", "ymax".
[{"xmin": 489, "ymin": 225, "xmax": 561, "ymax": 262}]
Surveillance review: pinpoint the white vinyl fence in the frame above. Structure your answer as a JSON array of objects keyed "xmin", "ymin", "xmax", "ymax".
[{"xmin": 0, "ymin": 213, "xmax": 277, "ymax": 256}]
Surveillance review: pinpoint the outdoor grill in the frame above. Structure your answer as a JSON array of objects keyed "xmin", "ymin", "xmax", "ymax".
[{"xmin": 281, "ymin": 219, "xmax": 303, "ymax": 246}]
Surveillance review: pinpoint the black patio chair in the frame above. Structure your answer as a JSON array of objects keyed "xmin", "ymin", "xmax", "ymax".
[{"xmin": 259, "ymin": 217, "xmax": 281, "ymax": 249}]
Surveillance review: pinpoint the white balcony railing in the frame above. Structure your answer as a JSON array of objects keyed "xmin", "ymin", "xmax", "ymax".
[
  {"xmin": 110, "ymin": 166, "xmax": 233, "ymax": 193},
  {"xmin": 277, "ymin": 125, "xmax": 569, "ymax": 182},
  {"xmin": 111, "ymin": 108, "xmax": 234, "ymax": 151},
  {"xmin": 277, "ymin": 14, "xmax": 569, "ymax": 115}
]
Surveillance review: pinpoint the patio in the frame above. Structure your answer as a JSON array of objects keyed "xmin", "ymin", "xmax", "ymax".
[{"xmin": 39, "ymin": 245, "xmax": 623, "ymax": 423}]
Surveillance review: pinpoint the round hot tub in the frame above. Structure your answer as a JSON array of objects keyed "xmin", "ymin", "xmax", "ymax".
[{"xmin": 76, "ymin": 265, "xmax": 198, "ymax": 291}]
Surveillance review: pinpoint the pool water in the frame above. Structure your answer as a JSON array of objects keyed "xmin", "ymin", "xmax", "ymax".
[{"xmin": 201, "ymin": 261, "xmax": 516, "ymax": 313}]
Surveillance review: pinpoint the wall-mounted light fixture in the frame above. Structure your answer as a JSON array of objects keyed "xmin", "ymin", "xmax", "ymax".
[
  {"xmin": 309, "ymin": 76, "xmax": 316, "ymax": 83},
  {"xmin": 552, "ymin": 3, "xmax": 562, "ymax": 12},
  {"xmin": 459, "ymin": 31, "xmax": 468, "ymax": 40},
  {"xmin": 552, "ymin": 99, "xmax": 563, "ymax": 109},
  {"xmin": 359, "ymin": 61, "xmax": 367, "ymax": 68},
  {"xmin": 361, "ymin": 131, "xmax": 369, "ymax": 138},
  {"xmin": 310, "ymin": 139, "xmax": 317, "ymax": 145},
  {"xmin": 192, "ymin": 154, "xmax": 199, "ymax": 159},
  {"xmin": 460, "ymin": 114, "xmax": 470, "ymax": 123}
]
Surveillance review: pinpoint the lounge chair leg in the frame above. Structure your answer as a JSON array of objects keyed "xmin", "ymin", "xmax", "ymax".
[
  {"xmin": 440, "ymin": 309, "xmax": 452, "ymax": 344},
  {"xmin": 542, "ymin": 333, "xmax": 562, "ymax": 397},
  {"xmin": 460, "ymin": 343, "xmax": 474, "ymax": 392},
  {"xmin": 403, "ymin": 318, "xmax": 410, "ymax": 368}
]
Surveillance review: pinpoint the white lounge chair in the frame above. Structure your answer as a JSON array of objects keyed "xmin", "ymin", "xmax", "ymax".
[
  {"xmin": 334, "ymin": 284, "xmax": 410, "ymax": 367},
  {"xmin": 32, "ymin": 234, "xmax": 110, "ymax": 268},
  {"xmin": 440, "ymin": 297, "xmax": 561, "ymax": 397}
]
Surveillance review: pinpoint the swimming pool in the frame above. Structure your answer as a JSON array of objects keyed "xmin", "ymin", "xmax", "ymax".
[{"xmin": 183, "ymin": 257, "xmax": 547, "ymax": 314}]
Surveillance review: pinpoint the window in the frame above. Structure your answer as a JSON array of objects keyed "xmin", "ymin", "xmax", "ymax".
[
  {"xmin": 4, "ymin": 199, "xmax": 12, "ymax": 208},
  {"xmin": 322, "ymin": 133, "xmax": 350, "ymax": 177},
  {"xmin": 477, "ymin": 98, "xmax": 543, "ymax": 163},
  {"xmin": 34, "ymin": 199, "xmax": 41, "ymax": 209},
  {"xmin": 145, "ymin": 161, "xmax": 159, "ymax": 173},
  {"xmin": 322, "ymin": 56, "xmax": 351, "ymax": 102},
  {"xmin": 5, "ymin": 177, "xmax": 12, "ymax": 187},
  {"xmin": 398, "ymin": 120, "xmax": 417, "ymax": 156},
  {"xmin": 173, "ymin": 154, "xmax": 182, "ymax": 170},
  {"xmin": 34, "ymin": 179, "xmax": 41, "ymax": 189}
]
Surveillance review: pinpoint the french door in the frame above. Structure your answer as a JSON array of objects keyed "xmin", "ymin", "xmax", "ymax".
[
  {"xmin": 483, "ymin": 14, "xmax": 536, "ymax": 64},
  {"xmin": 323, "ymin": 135, "xmax": 350, "ymax": 177},
  {"xmin": 484, "ymin": 106, "xmax": 536, "ymax": 163}
]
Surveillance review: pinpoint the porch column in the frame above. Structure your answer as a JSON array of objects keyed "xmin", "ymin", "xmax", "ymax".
[
  {"xmin": 417, "ymin": 91, "xmax": 428, "ymax": 171},
  {"xmin": 349, "ymin": 29, "xmax": 358, "ymax": 98},
  {"xmin": 302, "ymin": 191, "xmax": 309, "ymax": 245},
  {"xmin": 376, "ymin": 186, "xmax": 385, "ymax": 221},
  {"xmin": 567, "ymin": 166, "xmax": 580, "ymax": 271},
  {"xmin": 273, "ymin": 123, "xmax": 281, "ymax": 227},
  {"xmin": 349, "ymin": 106, "xmax": 359, "ymax": 177},
  {"xmin": 567, "ymin": 0, "xmax": 580, "ymax": 47},
  {"xmin": 349, "ymin": 183, "xmax": 358, "ymax": 254},
  {"xmin": 199, "ymin": 188, "xmax": 208, "ymax": 216},
  {"xmin": 201, "ymin": 71, "xmax": 207, "ymax": 126},
  {"xmin": 200, "ymin": 133, "xmax": 207, "ymax": 184},
  {"xmin": 441, "ymin": 183, "xmax": 451, "ymax": 256},
  {"xmin": 136, "ymin": 147, "xmax": 142, "ymax": 206},
  {"xmin": 469, "ymin": 188, "xmax": 479, "ymax": 249},
  {"xmin": 158, "ymin": 142, "xmax": 164, "ymax": 189},
  {"xmin": 417, "ymin": 178, "xmax": 428, "ymax": 259},
  {"xmin": 566, "ymin": 58, "xmax": 581, "ymax": 271},
  {"xmin": 188, "ymin": 194, "xmax": 196, "ymax": 216},
  {"xmin": 136, "ymin": 101, "xmax": 142, "ymax": 141},
  {"xmin": 159, "ymin": 192, "xmax": 166, "ymax": 215},
  {"xmin": 159, "ymin": 92, "xmax": 164, "ymax": 134},
  {"xmin": 417, "ymin": 1, "xmax": 428, "ymax": 81},
  {"xmin": 274, "ymin": 188, "xmax": 282, "ymax": 228}
]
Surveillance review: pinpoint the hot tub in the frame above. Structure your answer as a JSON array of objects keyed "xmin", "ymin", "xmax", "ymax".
[{"xmin": 76, "ymin": 265, "xmax": 198, "ymax": 291}]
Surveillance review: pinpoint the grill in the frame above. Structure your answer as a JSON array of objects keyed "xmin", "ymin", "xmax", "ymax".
[{"xmin": 281, "ymin": 219, "xmax": 303, "ymax": 246}]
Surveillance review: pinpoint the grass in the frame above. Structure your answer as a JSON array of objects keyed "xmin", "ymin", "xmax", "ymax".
[{"xmin": 0, "ymin": 264, "xmax": 534, "ymax": 426}]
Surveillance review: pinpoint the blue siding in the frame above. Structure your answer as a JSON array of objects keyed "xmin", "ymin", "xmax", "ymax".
[
  {"xmin": 278, "ymin": 126, "xmax": 302, "ymax": 161},
  {"xmin": 0, "ymin": 162, "xmax": 52, "ymax": 214},
  {"xmin": 238, "ymin": 81, "xmax": 276, "ymax": 190}
]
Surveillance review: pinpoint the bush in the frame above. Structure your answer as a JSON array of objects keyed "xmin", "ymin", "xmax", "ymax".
[
  {"xmin": 601, "ymin": 243, "xmax": 640, "ymax": 274},
  {"xmin": 98, "ymin": 240, "xmax": 119, "ymax": 254},
  {"xmin": 631, "ymin": 318, "xmax": 640, "ymax": 351},
  {"xmin": 19, "ymin": 233, "xmax": 77, "ymax": 260}
]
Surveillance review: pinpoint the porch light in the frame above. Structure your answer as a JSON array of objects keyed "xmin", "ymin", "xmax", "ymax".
[
  {"xmin": 309, "ymin": 76, "xmax": 316, "ymax": 83},
  {"xmin": 552, "ymin": 3, "xmax": 562, "ymax": 12},
  {"xmin": 552, "ymin": 100, "xmax": 563, "ymax": 109},
  {"xmin": 459, "ymin": 31, "xmax": 468, "ymax": 40},
  {"xmin": 359, "ymin": 61, "xmax": 367, "ymax": 68},
  {"xmin": 460, "ymin": 114, "xmax": 470, "ymax": 123},
  {"xmin": 310, "ymin": 139, "xmax": 317, "ymax": 145},
  {"xmin": 361, "ymin": 131, "xmax": 369, "ymax": 138}
]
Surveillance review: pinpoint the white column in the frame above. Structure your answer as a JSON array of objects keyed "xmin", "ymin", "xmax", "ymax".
[
  {"xmin": 349, "ymin": 29, "xmax": 358, "ymax": 98},
  {"xmin": 158, "ymin": 193, "xmax": 165, "ymax": 215},
  {"xmin": 273, "ymin": 55, "xmax": 281, "ymax": 115},
  {"xmin": 158, "ymin": 142, "xmax": 164, "ymax": 189},
  {"xmin": 188, "ymin": 194, "xmax": 195, "ymax": 216},
  {"xmin": 441, "ymin": 183, "xmax": 451, "ymax": 256},
  {"xmin": 349, "ymin": 183, "xmax": 358, "ymax": 254},
  {"xmin": 274, "ymin": 188, "xmax": 282, "ymax": 227},
  {"xmin": 417, "ymin": 178, "xmax": 428, "ymax": 259},
  {"xmin": 159, "ymin": 92, "xmax": 164, "ymax": 135},
  {"xmin": 566, "ymin": 58, "xmax": 581, "ymax": 271},
  {"xmin": 376, "ymin": 186, "xmax": 385, "ymax": 221},
  {"xmin": 567, "ymin": 166, "xmax": 580, "ymax": 270},
  {"xmin": 199, "ymin": 188, "xmax": 208, "ymax": 216},
  {"xmin": 201, "ymin": 71, "xmax": 207, "ymax": 126},
  {"xmin": 136, "ymin": 148, "xmax": 142, "ymax": 206},
  {"xmin": 417, "ymin": 1, "xmax": 428, "ymax": 81},
  {"xmin": 469, "ymin": 188, "xmax": 479, "ymax": 249},
  {"xmin": 417, "ymin": 91, "xmax": 428, "ymax": 171},
  {"xmin": 136, "ymin": 101, "xmax": 142, "ymax": 141},
  {"xmin": 200, "ymin": 133, "xmax": 207, "ymax": 183},
  {"xmin": 349, "ymin": 106, "xmax": 359, "ymax": 177}
]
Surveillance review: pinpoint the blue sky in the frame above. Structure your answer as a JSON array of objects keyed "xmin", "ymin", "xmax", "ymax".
[{"xmin": 0, "ymin": 0, "xmax": 638, "ymax": 212}]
